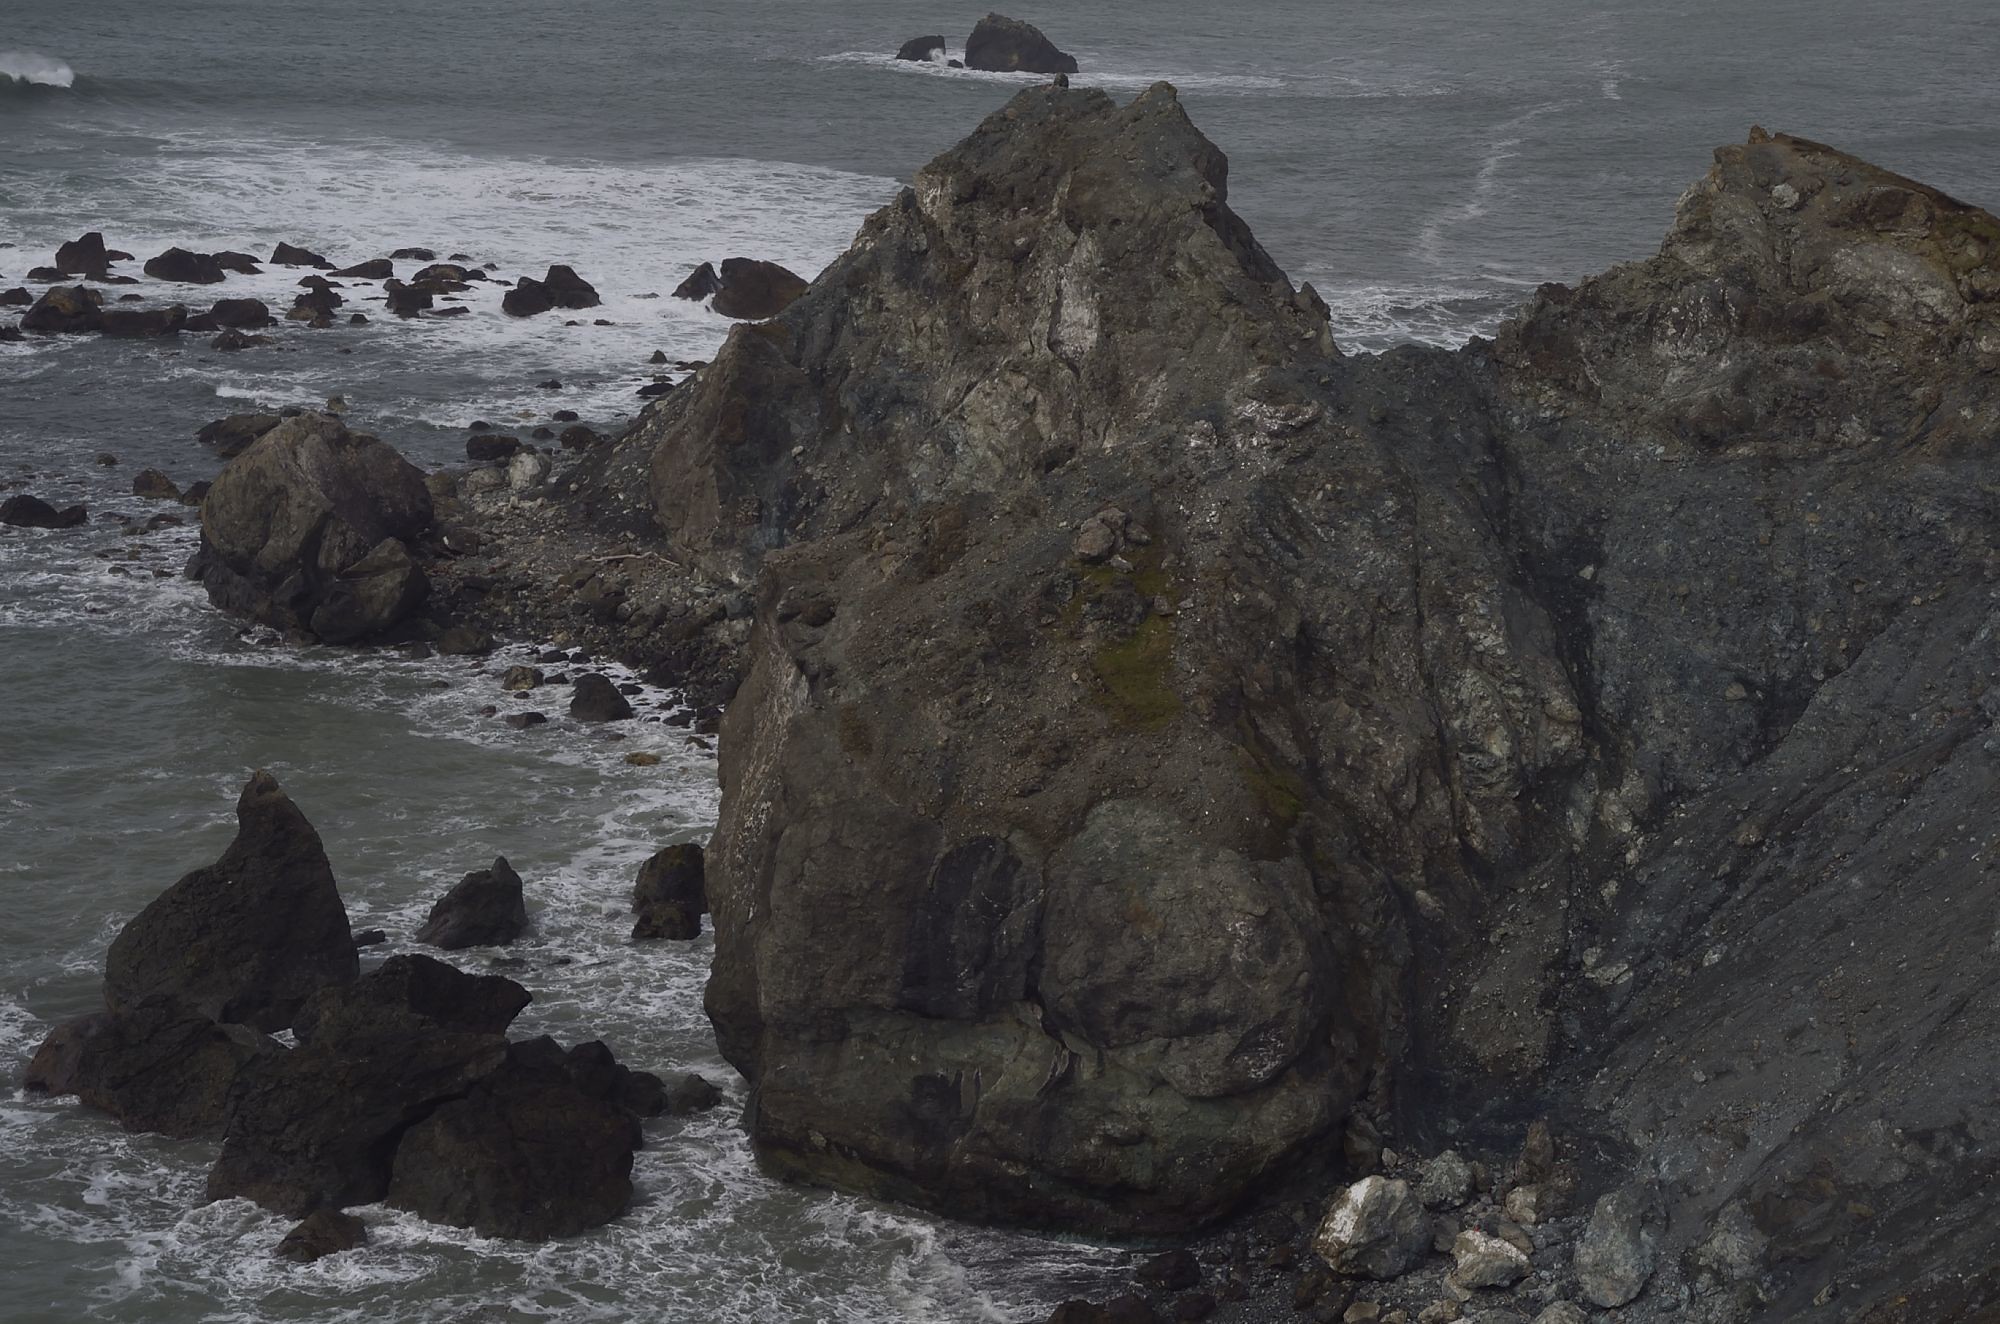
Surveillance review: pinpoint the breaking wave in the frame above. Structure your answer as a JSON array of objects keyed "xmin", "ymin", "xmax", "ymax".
[{"xmin": 0, "ymin": 51, "xmax": 76, "ymax": 88}]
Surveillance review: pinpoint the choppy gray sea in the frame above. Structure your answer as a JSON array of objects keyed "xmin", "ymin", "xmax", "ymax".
[{"xmin": 3, "ymin": 2, "xmax": 1995, "ymax": 1320}]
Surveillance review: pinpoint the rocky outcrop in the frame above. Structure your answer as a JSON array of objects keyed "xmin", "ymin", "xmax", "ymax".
[
  {"xmin": 270, "ymin": 241, "xmax": 332, "ymax": 268},
  {"xmin": 671, "ymin": 261, "xmax": 721, "ymax": 300},
  {"xmin": 104, "ymin": 771, "xmax": 358, "ymax": 1031},
  {"xmin": 631, "ymin": 842, "xmax": 706, "ymax": 940},
  {"xmin": 143, "ymin": 247, "xmax": 226, "ymax": 284},
  {"xmin": 24, "ymin": 1001, "xmax": 280, "ymax": 1136},
  {"xmin": 53, "ymin": 231, "xmax": 131, "ymax": 279},
  {"xmin": 293, "ymin": 952, "xmax": 531, "ymax": 1043},
  {"xmin": 964, "ymin": 14, "xmax": 1078, "ymax": 74},
  {"xmin": 414, "ymin": 857, "xmax": 528, "ymax": 949},
  {"xmin": 708, "ymin": 257, "xmax": 808, "ymax": 320},
  {"xmin": 332, "ymin": 258, "xmax": 392, "ymax": 279},
  {"xmin": 189, "ymin": 414, "xmax": 435, "ymax": 642},
  {"xmin": 583, "ymin": 83, "xmax": 2000, "ymax": 1311},
  {"xmin": 896, "ymin": 35, "xmax": 946, "ymax": 62},
  {"xmin": 20, "ymin": 284, "xmax": 103, "ymax": 333},
  {"xmin": 1, "ymin": 494, "xmax": 88, "ymax": 529},
  {"xmin": 502, "ymin": 264, "xmax": 599, "ymax": 317}
]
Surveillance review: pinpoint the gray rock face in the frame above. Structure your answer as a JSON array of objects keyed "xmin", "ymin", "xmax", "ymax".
[
  {"xmin": 1573, "ymin": 1185, "xmax": 1662, "ymax": 1307},
  {"xmin": 964, "ymin": 13, "xmax": 1078, "ymax": 74},
  {"xmin": 104, "ymin": 771, "xmax": 357, "ymax": 1032},
  {"xmin": 1312, "ymin": 1177, "xmax": 1432, "ymax": 1280},
  {"xmin": 575, "ymin": 85, "xmax": 2000, "ymax": 1302},
  {"xmin": 190, "ymin": 414, "xmax": 434, "ymax": 642}
]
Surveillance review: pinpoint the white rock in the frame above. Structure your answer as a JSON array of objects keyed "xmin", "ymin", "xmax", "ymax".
[
  {"xmin": 1449, "ymin": 1229, "xmax": 1531, "ymax": 1290},
  {"xmin": 1313, "ymin": 1175, "xmax": 1434, "ymax": 1280}
]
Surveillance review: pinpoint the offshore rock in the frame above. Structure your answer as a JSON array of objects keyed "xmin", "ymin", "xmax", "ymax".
[
  {"xmin": 190, "ymin": 414, "xmax": 435, "ymax": 642},
  {"xmin": 143, "ymin": 247, "xmax": 226, "ymax": 284},
  {"xmin": 671, "ymin": 261, "xmax": 721, "ymax": 300},
  {"xmin": 414, "ymin": 856, "xmax": 528, "ymax": 949},
  {"xmin": 292, "ymin": 953, "xmax": 531, "ymax": 1044},
  {"xmin": 270, "ymin": 241, "xmax": 333, "ymax": 268},
  {"xmin": 1, "ymin": 494, "xmax": 89, "ymax": 529},
  {"xmin": 25, "ymin": 1001, "xmax": 280, "ymax": 1137},
  {"xmin": 20, "ymin": 284, "xmax": 104, "ymax": 333},
  {"xmin": 895, "ymin": 35, "xmax": 946, "ymax": 62},
  {"xmin": 104, "ymin": 771, "xmax": 357, "ymax": 1032},
  {"xmin": 631, "ymin": 842, "xmax": 706, "ymax": 940},
  {"xmin": 708, "ymin": 257, "xmax": 808, "ymax": 320},
  {"xmin": 544, "ymin": 91, "xmax": 2000, "ymax": 1307},
  {"xmin": 384, "ymin": 1039, "xmax": 643, "ymax": 1239},
  {"xmin": 624, "ymin": 84, "xmax": 1346, "ymax": 1234},
  {"xmin": 964, "ymin": 13, "xmax": 1078, "ymax": 74},
  {"xmin": 53, "ymin": 230, "xmax": 130, "ymax": 278}
]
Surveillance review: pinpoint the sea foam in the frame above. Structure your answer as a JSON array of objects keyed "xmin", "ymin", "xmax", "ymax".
[{"xmin": 0, "ymin": 51, "xmax": 75, "ymax": 88}]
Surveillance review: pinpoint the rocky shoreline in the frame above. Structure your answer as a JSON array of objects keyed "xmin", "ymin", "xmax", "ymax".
[{"xmin": 12, "ymin": 77, "xmax": 2000, "ymax": 1323}]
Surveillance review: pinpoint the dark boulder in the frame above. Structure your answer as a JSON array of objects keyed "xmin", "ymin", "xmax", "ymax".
[
  {"xmin": 189, "ymin": 414, "xmax": 435, "ymax": 641},
  {"xmin": 143, "ymin": 247, "xmax": 227, "ymax": 284},
  {"xmin": 270, "ymin": 242, "xmax": 333, "ymax": 268},
  {"xmin": 632, "ymin": 843, "xmax": 707, "ymax": 940},
  {"xmin": 53, "ymin": 231, "xmax": 130, "ymax": 278},
  {"xmin": 558, "ymin": 424, "xmax": 600, "ymax": 450},
  {"xmin": 293, "ymin": 953, "xmax": 531, "ymax": 1044},
  {"xmin": 665, "ymin": 1071, "xmax": 723, "ymax": 1114},
  {"xmin": 26, "ymin": 266, "xmax": 68, "ymax": 281},
  {"xmin": 964, "ymin": 13, "xmax": 1078, "ymax": 74},
  {"xmin": 569, "ymin": 674, "xmax": 634, "ymax": 722},
  {"xmin": 206, "ymin": 1015, "xmax": 507, "ymax": 1217},
  {"xmin": 390, "ymin": 247, "xmax": 435, "ymax": 261},
  {"xmin": 104, "ymin": 771, "xmax": 358, "ymax": 1032},
  {"xmin": 501, "ymin": 278, "xmax": 553, "ymax": 318},
  {"xmin": 466, "ymin": 434, "xmax": 523, "ymax": 462},
  {"xmin": 503, "ymin": 264, "xmax": 599, "ymax": 317},
  {"xmin": 131, "ymin": 468, "xmax": 181, "ymax": 500},
  {"xmin": 213, "ymin": 251, "xmax": 262, "ymax": 275},
  {"xmin": 24, "ymin": 1001, "xmax": 279, "ymax": 1137},
  {"xmin": 671, "ymin": 262, "xmax": 721, "ymax": 300},
  {"xmin": 99, "ymin": 304, "xmax": 187, "ymax": 338},
  {"xmin": 709, "ymin": 257, "xmax": 808, "ymax": 320},
  {"xmin": 384, "ymin": 1049, "xmax": 642, "ymax": 1240},
  {"xmin": 414, "ymin": 857, "xmax": 528, "ymax": 950},
  {"xmin": 207, "ymin": 297, "xmax": 270, "ymax": 328},
  {"xmin": 0, "ymin": 286, "xmax": 31, "ymax": 305},
  {"xmin": 288, "ymin": 285, "xmax": 342, "ymax": 321},
  {"xmin": 1, "ymin": 494, "xmax": 89, "ymax": 529},
  {"xmin": 180, "ymin": 480, "xmax": 211, "ymax": 506},
  {"xmin": 896, "ymin": 35, "xmax": 947, "ymax": 62},
  {"xmin": 20, "ymin": 284, "xmax": 104, "ymax": 333},
  {"xmin": 332, "ymin": 258, "xmax": 393, "ymax": 279},
  {"xmin": 411, "ymin": 263, "xmax": 478, "ymax": 288},
  {"xmin": 275, "ymin": 1210, "xmax": 367, "ymax": 1263},
  {"xmin": 383, "ymin": 279, "xmax": 432, "ymax": 316},
  {"xmin": 196, "ymin": 412, "xmax": 283, "ymax": 457}
]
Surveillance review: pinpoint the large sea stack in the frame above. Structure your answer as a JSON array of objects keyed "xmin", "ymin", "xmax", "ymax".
[{"xmin": 585, "ymin": 83, "xmax": 2000, "ymax": 1313}]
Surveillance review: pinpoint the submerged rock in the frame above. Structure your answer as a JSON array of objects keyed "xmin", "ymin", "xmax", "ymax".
[
  {"xmin": 414, "ymin": 856, "xmax": 528, "ymax": 950},
  {"xmin": 189, "ymin": 414, "xmax": 435, "ymax": 642},
  {"xmin": 502, "ymin": 264, "xmax": 599, "ymax": 317},
  {"xmin": 104, "ymin": 771, "xmax": 358, "ymax": 1032},
  {"xmin": 964, "ymin": 13, "xmax": 1078, "ymax": 74},
  {"xmin": 274, "ymin": 1209, "xmax": 367, "ymax": 1263}
]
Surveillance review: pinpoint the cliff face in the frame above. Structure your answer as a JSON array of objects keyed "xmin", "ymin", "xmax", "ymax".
[{"xmin": 607, "ymin": 87, "xmax": 2000, "ymax": 1310}]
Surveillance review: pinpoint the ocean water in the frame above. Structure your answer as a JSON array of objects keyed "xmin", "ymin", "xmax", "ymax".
[{"xmin": 2, "ymin": 2, "xmax": 1995, "ymax": 1320}]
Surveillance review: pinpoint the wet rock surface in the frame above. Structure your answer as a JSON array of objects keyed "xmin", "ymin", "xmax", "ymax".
[
  {"xmin": 104, "ymin": 771, "xmax": 357, "ymax": 1032},
  {"xmin": 31, "ymin": 773, "xmax": 670, "ymax": 1245},
  {"xmin": 527, "ymin": 88, "xmax": 2000, "ymax": 1316},
  {"xmin": 631, "ymin": 842, "xmax": 706, "ymax": 940},
  {"xmin": 414, "ymin": 856, "xmax": 529, "ymax": 950}
]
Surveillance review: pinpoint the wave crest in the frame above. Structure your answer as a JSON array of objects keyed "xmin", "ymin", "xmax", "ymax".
[{"xmin": 0, "ymin": 51, "xmax": 75, "ymax": 88}]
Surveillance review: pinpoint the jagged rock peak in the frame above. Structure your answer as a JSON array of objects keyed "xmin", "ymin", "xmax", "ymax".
[{"xmin": 633, "ymin": 83, "xmax": 1337, "ymax": 584}]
